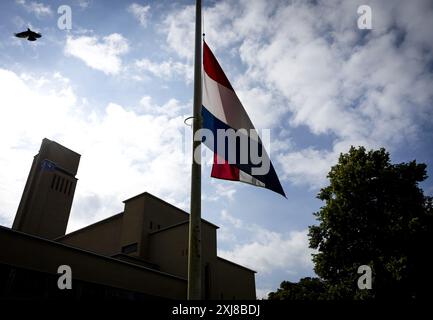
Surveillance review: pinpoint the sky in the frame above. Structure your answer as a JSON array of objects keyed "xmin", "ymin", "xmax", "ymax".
[{"xmin": 0, "ymin": 0, "xmax": 432, "ymax": 299}]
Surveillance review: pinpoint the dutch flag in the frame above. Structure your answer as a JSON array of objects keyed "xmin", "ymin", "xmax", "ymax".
[{"xmin": 201, "ymin": 41, "xmax": 286, "ymax": 197}]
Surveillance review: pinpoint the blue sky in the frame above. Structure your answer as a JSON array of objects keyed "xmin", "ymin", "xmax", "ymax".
[{"xmin": 0, "ymin": 0, "xmax": 432, "ymax": 298}]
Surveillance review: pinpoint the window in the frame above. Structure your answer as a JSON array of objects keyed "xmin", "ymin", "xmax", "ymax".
[
  {"xmin": 67, "ymin": 181, "xmax": 73, "ymax": 195},
  {"xmin": 55, "ymin": 176, "xmax": 60, "ymax": 190},
  {"xmin": 59, "ymin": 177, "xmax": 64, "ymax": 193},
  {"xmin": 51, "ymin": 175, "xmax": 73, "ymax": 194},
  {"xmin": 149, "ymin": 221, "xmax": 153, "ymax": 229},
  {"xmin": 51, "ymin": 174, "xmax": 57, "ymax": 189},
  {"xmin": 121, "ymin": 243, "xmax": 138, "ymax": 254},
  {"xmin": 64, "ymin": 180, "xmax": 69, "ymax": 194},
  {"xmin": 157, "ymin": 224, "xmax": 161, "ymax": 230}
]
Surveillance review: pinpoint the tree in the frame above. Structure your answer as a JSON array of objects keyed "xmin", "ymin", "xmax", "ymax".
[
  {"xmin": 309, "ymin": 146, "xmax": 433, "ymax": 300},
  {"xmin": 268, "ymin": 146, "xmax": 433, "ymax": 300},
  {"xmin": 268, "ymin": 277, "xmax": 328, "ymax": 300}
]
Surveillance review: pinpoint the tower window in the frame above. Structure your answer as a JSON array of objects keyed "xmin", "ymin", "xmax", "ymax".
[
  {"xmin": 59, "ymin": 177, "xmax": 64, "ymax": 193},
  {"xmin": 64, "ymin": 180, "xmax": 69, "ymax": 194},
  {"xmin": 67, "ymin": 181, "xmax": 73, "ymax": 196},
  {"xmin": 55, "ymin": 176, "xmax": 60, "ymax": 190},
  {"xmin": 51, "ymin": 174, "xmax": 57, "ymax": 189}
]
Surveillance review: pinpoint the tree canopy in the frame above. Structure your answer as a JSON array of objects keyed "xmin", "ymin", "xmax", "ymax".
[
  {"xmin": 268, "ymin": 277, "xmax": 328, "ymax": 300},
  {"xmin": 269, "ymin": 146, "xmax": 433, "ymax": 300}
]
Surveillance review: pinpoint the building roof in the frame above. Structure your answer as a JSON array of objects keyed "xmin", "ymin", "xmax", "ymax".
[
  {"xmin": 58, "ymin": 191, "xmax": 219, "ymax": 240},
  {"xmin": 149, "ymin": 219, "xmax": 219, "ymax": 236},
  {"xmin": 133, "ymin": 192, "xmax": 219, "ymax": 228},
  {"xmin": 217, "ymin": 257, "xmax": 257, "ymax": 274},
  {"xmin": 55, "ymin": 212, "xmax": 123, "ymax": 241}
]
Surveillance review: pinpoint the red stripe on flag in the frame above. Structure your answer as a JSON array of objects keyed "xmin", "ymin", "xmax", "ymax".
[
  {"xmin": 211, "ymin": 153, "xmax": 239, "ymax": 181},
  {"xmin": 203, "ymin": 41, "xmax": 234, "ymax": 92}
]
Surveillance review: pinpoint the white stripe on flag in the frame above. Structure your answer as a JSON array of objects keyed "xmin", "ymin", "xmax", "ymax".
[
  {"xmin": 203, "ymin": 72, "xmax": 255, "ymax": 132},
  {"xmin": 239, "ymin": 170, "xmax": 266, "ymax": 187}
]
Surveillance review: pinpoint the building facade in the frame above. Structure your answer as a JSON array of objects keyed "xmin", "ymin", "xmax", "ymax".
[{"xmin": 0, "ymin": 138, "xmax": 256, "ymax": 300}]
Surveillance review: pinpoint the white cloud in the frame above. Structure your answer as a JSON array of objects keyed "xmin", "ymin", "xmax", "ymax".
[
  {"xmin": 256, "ymin": 288, "xmax": 272, "ymax": 300},
  {"xmin": 217, "ymin": 210, "xmax": 314, "ymax": 275},
  {"xmin": 277, "ymin": 148, "xmax": 337, "ymax": 190},
  {"xmin": 135, "ymin": 58, "xmax": 193, "ymax": 83},
  {"xmin": 128, "ymin": 3, "xmax": 151, "ymax": 27},
  {"xmin": 204, "ymin": 184, "xmax": 237, "ymax": 202},
  {"xmin": 162, "ymin": 2, "xmax": 243, "ymax": 61},
  {"xmin": 234, "ymin": 86, "xmax": 286, "ymax": 130},
  {"xmin": 164, "ymin": 0, "xmax": 433, "ymax": 189},
  {"xmin": 16, "ymin": 0, "xmax": 52, "ymax": 18},
  {"xmin": 217, "ymin": 210, "xmax": 315, "ymax": 296},
  {"xmin": 0, "ymin": 68, "xmax": 192, "ymax": 231},
  {"xmin": 220, "ymin": 209, "xmax": 242, "ymax": 228},
  {"xmin": 237, "ymin": 0, "xmax": 433, "ymax": 188},
  {"xmin": 219, "ymin": 228, "xmax": 314, "ymax": 275},
  {"xmin": 163, "ymin": 5, "xmax": 195, "ymax": 61},
  {"xmin": 65, "ymin": 33, "xmax": 129, "ymax": 75},
  {"xmin": 138, "ymin": 95, "xmax": 189, "ymax": 117}
]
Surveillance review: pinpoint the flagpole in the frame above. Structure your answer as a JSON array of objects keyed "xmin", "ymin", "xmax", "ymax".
[{"xmin": 188, "ymin": 0, "xmax": 202, "ymax": 300}]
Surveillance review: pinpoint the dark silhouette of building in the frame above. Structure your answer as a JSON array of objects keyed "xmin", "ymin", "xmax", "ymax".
[
  {"xmin": 0, "ymin": 138, "xmax": 256, "ymax": 300},
  {"xmin": 12, "ymin": 138, "xmax": 80, "ymax": 239}
]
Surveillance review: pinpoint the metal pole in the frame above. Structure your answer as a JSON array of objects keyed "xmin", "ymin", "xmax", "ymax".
[{"xmin": 187, "ymin": 0, "xmax": 202, "ymax": 300}]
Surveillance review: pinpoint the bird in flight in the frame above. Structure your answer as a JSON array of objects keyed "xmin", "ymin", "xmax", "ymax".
[{"xmin": 14, "ymin": 28, "xmax": 42, "ymax": 41}]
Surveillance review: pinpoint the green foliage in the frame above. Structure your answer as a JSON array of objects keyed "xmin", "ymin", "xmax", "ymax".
[
  {"xmin": 269, "ymin": 146, "xmax": 433, "ymax": 300},
  {"xmin": 268, "ymin": 277, "xmax": 328, "ymax": 300}
]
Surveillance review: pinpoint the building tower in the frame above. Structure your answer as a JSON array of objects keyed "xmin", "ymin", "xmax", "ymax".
[{"xmin": 12, "ymin": 138, "xmax": 80, "ymax": 239}]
